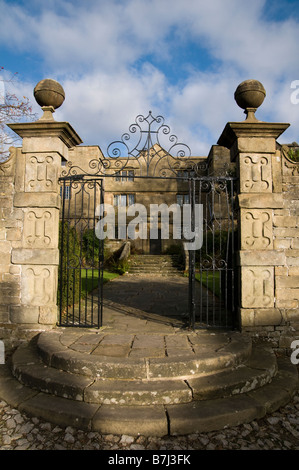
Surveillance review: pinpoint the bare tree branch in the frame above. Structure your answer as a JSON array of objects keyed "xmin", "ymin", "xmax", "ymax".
[{"xmin": 0, "ymin": 67, "xmax": 37, "ymax": 161}]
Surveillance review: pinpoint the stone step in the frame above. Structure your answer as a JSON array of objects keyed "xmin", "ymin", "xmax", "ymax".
[
  {"xmin": 129, "ymin": 266, "xmax": 182, "ymax": 270},
  {"xmin": 11, "ymin": 343, "xmax": 193, "ymax": 405},
  {"xmin": 130, "ymin": 259, "xmax": 180, "ymax": 264},
  {"xmin": 17, "ymin": 348, "xmax": 276, "ymax": 405},
  {"xmin": 130, "ymin": 256, "xmax": 177, "ymax": 260},
  {"xmin": 129, "ymin": 268, "xmax": 183, "ymax": 275},
  {"xmin": 128, "ymin": 255, "xmax": 183, "ymax": 274},
  {"xmin": 33, "ymin": 330, "xmax": 253, "ymax": 380},
  {"xmin": 11, "ymin": 332, "xmax": 277, "ymax": 406},
  {"xmin": 130, "ymin": 261, "xmax": 181, "ymax": 267},
  {"xmin": 129, "ymin": 266, "xmax": 182, "ymax": 272},
  {"xmin": 131, "ymin": 255, "xmax": 180, "ymax": 260},
  {"xmin": 1, "ymin": 355, "xmax": 297, "ymax": 437}
]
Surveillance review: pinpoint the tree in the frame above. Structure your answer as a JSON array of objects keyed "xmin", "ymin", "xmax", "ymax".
[{"xmin": 0, "ymin": 67, "xmax": 37, "ymax": 161}]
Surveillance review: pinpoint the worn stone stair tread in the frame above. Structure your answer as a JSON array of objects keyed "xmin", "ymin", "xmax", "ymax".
[
  {"xmin": 84, "ymin": 378, "xmax": 192, "ymax": 405},
  {"xmin": 187, "ymin": 346, "xmax": 277, "ymax": 400},
  {"xmin": 10, "ymin": 337, "xmax": 280, "ymax": 406},
  {"xmin": 11, "ymin": 342, "xmax": 193, "ymax": 405},
  {"xmin": 0, "ymin": 355, "xmax": 297, "ymax": 436},
  {"xmin": 35, "ymin": 330, "xmax": 252, "ymax": 379},
  {"xmin": 167, "ymin": 356, "xmax": 299, "ymax": 435},
  {"xmin": 0, "ymin": 363, "xmax": 38, "ymax": 409},
  {"xmin": 92, "ymin": 404, "xmax": 168, "ymax": 436},
  {"xmin": 128, "ymin": 254, "xmax": 183, "ymax": 275},
  {"xmin": 12, "ymin": 343, "xmax": 94, "ymax": 402}
]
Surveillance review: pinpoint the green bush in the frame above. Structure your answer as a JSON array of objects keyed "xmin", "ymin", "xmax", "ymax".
[
  {"xmin": 104, "ymin": 254, "xmax": 129, "ymax": 274},
  {"xmin": 288, "ymin": 148, "xmax": 299, "ymax": 162},
  {"xmin": 82, "ymin": 228, "xmax": 101, "ymax": 267},
  {"xmin": 57, "ymin": 222, "xmax": 81, "ymax": 310},
  {"xmin": 195, "ymin": 230, "xmax": 237, "ymax": 306},
  {"xmin": 196, "ymin": 230, "xmax": 231, "ymax": 265},
  {"xmin": 164, "ymin": 243, "xmax": 185, "ymax": 269}
]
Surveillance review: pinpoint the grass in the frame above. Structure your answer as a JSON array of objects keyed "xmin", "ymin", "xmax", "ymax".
[
  {"xmin": 195, "ymin": 271, "xmax": 221, "ymax": 297},
  {"xmin": 81, "ymin": 269, "xmax": 119, "ymax": 297}
]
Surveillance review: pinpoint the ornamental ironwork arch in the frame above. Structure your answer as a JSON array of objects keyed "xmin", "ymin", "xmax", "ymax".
[
  {"xmin": 61, "ymin": 111, "xmax": 207, "ymax": 178},
  {"xmin": 105, "ymin": 111, "xmax": 195, "ymax": 177}
]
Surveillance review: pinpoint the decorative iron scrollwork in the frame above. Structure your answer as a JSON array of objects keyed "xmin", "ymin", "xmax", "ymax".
[{"xmin": 104, "ymin": 111, "xmax": 193, "ymax": 176}]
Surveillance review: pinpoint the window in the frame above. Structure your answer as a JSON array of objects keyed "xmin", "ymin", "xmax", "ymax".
[
  {"xmin": 177, "ymin": 194, "xmax": 190, "ymax": 206},
  {"xmin": 177, "ymin": 170, "xmax": 195, "ymax": 180},
  {"xmin": 60, "ymin": 185, "xmax": 71, "ymax": 200},
  {"xmin": 127, "ymin": 194, "xmax": 135, "ymax": 206},
  {"xmin": 113, "ymin": 194, "xmax": 135, "ymax": 207},
  {"xmin": 177, "ymin": 170, "xmax": 189, "ymax": 180},
  {"xmin": 115, "ymin": 170, "xmax": 134, "ymax": 182}
]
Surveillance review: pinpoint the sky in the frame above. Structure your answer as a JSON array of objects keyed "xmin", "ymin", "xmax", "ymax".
[{"xmin": 1, "ymin": 0, "xmax": 299, "ymax": 156}]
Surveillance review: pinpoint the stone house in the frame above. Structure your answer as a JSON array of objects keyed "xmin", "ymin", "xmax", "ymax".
[{"xmin": 60, "ymin": 142, "xmax": 233, "ymax": 255}]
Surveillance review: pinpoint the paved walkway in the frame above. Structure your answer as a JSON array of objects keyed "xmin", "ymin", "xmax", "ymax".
[
  {"xmin": 58, "ymin": 273, "xmax": 230, "ymax": 361},
  {"xmin": 102, "ymin": 274, "xmax": 191, "ymax": 331},
  {"xmin": 101, "ymin": 273, "xmax": 224, "ymax": 333}
]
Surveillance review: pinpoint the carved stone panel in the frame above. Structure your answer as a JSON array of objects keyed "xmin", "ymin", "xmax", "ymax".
[
  {"xmin": 21, "ymin": 265, "xmax": 57, "ymax": 306},
  {"xmin": 241, "ymin": 209, "xmax": 273, "ymax": 250},
  {"xmin": 23, "ymin": 208, "xmax": 58, "ymax": 248},
  {"xmin": 0, "ymin": 148, "xmax": 16, "ymax": 177},
  {"xmin": 241, "ymin": 266, "xmax": 274, "ymax": 308},
  {"xmin": 281, "ymin": 145, "xmax": 299, "ymax": 176},
  {"xmin": 240, "ymin": 154, "xmax": 272, "ymax": 193},
  {"xmin": 25, "ymin": 155, "xmax": 58, "ymax": 192}
]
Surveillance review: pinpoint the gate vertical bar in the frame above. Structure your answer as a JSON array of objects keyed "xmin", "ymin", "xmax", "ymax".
[
  {"xmin": 59, "ymin": 179, "xmax": 66, "ymax": 326},
  {"xmin": 188, "ymin": 177, "xmax": 196, "ymax": 329},
  {"xmin": 230, "ymin": 178, "xmax": 236, "ymax": 328},
  {"xmin": 91, "ymin": 180, "xmax": 96, "ymax": 327},
  {"xmin": 98, "ymin": 179, "xmax": 104, "ymax": 327}
]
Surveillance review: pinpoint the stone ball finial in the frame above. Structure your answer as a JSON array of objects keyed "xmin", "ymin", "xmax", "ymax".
[
  {"xmin": 34, "ymin": 79, "xmax": 65, "ymax": 110},
  {"xmin": 234, "ymin": 79, "xmax": 266, "ymax": 121}
]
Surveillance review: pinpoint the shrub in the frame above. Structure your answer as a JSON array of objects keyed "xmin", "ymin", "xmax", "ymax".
[
  {"xmin": 288, "ymin": 148, "xmax": 299, "ymax": 162},
  {"xmin": 164, "ymin": 243, "xmax": 185, "ymax": 269},
  {"xmin": 196, "ymin": 230, "xmax": 230, "ymax": 264},
  {"xmin": 57, "ymin": 221, "xmax": 81, "ymax": 310},
  {"xmin": 82, "ymin": 228, "xmax": 101, "ymax": 267}
]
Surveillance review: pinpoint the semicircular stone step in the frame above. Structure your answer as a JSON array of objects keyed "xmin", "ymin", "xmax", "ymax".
[
  {"xmin": 11, "ymin": 334, "xmax": 277, "ymax": 406},
  {"xmin": 83, "ymin": 347, "xmax": 277, "ymax": 405},
  {"xmin": 35, "ymin": 330, "xmax": 252, "ymax": 380},
  {"xmin": 2, "ymin": 354, "xmax": 297, "ymax": 437}
]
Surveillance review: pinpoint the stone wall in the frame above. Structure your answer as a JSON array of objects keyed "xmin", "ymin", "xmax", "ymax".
[
  {"xmin": 238, "ymin": 144, "xmax": 299, "ymax": 349},
  {"xmin": 0, "ymin": 143, "xmax": 62, "ymax": 346},
  {"xmin": 273, "ymin": 146, "xmax": 299, "ymax": 349},
  {"xmin": 0, "ymin": 148, "xmax": 23, "ymax": 345},
  {"xmin": 218, "ymin": 118, "xmax": 299, "ymax": 350},
  {"xmin": 0, "ymin": 109, "xmax": 82, "ymax": 346}
]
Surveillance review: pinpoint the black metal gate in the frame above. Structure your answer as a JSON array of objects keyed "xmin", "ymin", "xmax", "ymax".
[
  {"xmin": 187, "ymin": 176, "xmax": 236, "ymax": 329},
  {"xmin": 58, "ymin": 176, "xmax": 104, "ymax": 328},
  {"xmin": 58, "ymin": 112, "xmax": 237, "ymax": 329}
]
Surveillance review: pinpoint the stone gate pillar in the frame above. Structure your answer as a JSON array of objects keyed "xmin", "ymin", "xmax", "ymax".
[
  {"xmin": 1, "ymin": 79, "xmax": 82, "ymax": 342},
  {"xmin": 218, "ymin": 80, "xmax": 290, "ymax": 334}
]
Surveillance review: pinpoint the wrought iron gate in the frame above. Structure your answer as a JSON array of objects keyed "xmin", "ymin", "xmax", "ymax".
[
  {"xmin": 58, "ymin": 111, "xmax": 237, "ymax": 329},
  {"xmin": 58, "ymin": 176, "xmax": 104, "ymax": 328},
  {"xmin": 187, "ymin": 176, "xmax": 236, "ymax": 329}
]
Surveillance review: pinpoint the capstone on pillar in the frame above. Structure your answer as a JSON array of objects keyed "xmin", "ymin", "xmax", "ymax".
[{"xmin": 218, "ymin": 79, "xmax": 290, "ymax": 335}]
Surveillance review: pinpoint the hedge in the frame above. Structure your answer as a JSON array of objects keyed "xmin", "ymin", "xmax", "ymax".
[{"xmin": 57, "ymin": 221, "xmax": 81, "ymax": 310}]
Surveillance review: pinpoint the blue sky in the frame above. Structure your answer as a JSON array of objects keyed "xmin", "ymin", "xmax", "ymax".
[{"xmin": 1, "ymin": 0, "xmax": 299, "ymax": 155}]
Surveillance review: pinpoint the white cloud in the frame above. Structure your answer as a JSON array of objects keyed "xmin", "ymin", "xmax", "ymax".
[
  {"xmin": 1, "ymin": 0, "xmax": 299, "ymax": 155},
  {"xmin": 54, "ymin": 65, "xmax": 170, "ymax": 152}
]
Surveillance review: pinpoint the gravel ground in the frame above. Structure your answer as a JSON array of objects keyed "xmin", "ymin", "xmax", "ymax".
[{"xmin": 1, "ymin": 393, "xmax": 299, "ymax": 451}]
